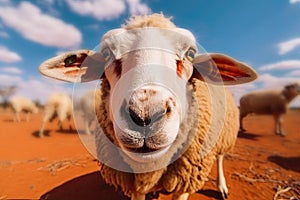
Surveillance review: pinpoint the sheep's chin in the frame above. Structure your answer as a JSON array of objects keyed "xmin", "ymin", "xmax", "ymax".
[{"xmin": 121, "ymin": 145, "xmax": 171, "ymax": 163}]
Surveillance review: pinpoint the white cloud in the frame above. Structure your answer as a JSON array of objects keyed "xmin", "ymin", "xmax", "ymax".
[
  {"xmin": 0, "ymin": 67, "xmax": 23, "ymax": 74},
  {"xmin": 126, "ymin": 0, "xmax": 151, "ymax": 15},
  {"xmin": 0, "ymin": 73, "xmax": 23, "ymax": 85},
  {"xmin": 0, "ymin": 1, "xmax": 82, "ymax": 49},
  {"xmin": 255, "ymin": 73, "xmax": 299, "ymax": 89},
  {"xmin": 0, "ymin": 46, "xmax": 22, "ymax": 63},
  {"xmin": 278, "ymin": 38, "xmax": 300, "ymax": 55},
  {"xmin": 66, "ymin": 0, "xmax": 151, "ymax": 20},
  {"xmin": 259, "ymin": 60, "xmax": 300, "ymax": 71},
  {"xmin": 285, "ymin": 70, "xmax": 300, "ymax": 76},
  {"xmin": 66, "ymin": 0, "xmax": 126, "ymax": 20},
  {"xmin": 290, "ymin": 0, "xmax": 300, "ymax": 4},
  {"xmin": 16, "ymin": 77, "xmax": 73, "ymax": 104}
]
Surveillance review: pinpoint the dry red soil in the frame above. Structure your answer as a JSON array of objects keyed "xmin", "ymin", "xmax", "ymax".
[{"xmin": 0, "ymin": 108, "xmax": 299, "ymax": 200}]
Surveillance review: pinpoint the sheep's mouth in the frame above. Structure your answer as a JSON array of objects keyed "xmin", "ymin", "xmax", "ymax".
[
  {"xmin": 117, "ymin": 129, "xmax": 171, "ymax": 154},
  {"xmin": 122, "ymin": 144, "xmax": 171, "ymax": 163},
  {"xmin": 125, "ymin": 145, "xmax": 158, "ymax": 154}
]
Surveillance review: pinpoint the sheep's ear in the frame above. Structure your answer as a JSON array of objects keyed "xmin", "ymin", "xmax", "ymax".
[
  {"xmin": 39, "ymin": 49, "xmax": 106, "ymax": 83},
  {"xmin": 192, "ymin": 53, "xmax": 258, "ymax": 85}
]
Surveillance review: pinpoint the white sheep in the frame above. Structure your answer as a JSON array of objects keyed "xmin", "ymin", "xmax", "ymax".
[
  {"xmin": 239, "ymin": 82, "xmax": 300, "ymax": 136},
  {"xmin": 77, "ymin": 90, "xmax": 101, "ymax": 135},
  {"xmin": 9, "ymin": 96, "xmax": 39, "ymax": 122},
  {"xmin": 39, "ymin": 92, "xmax": 73, "ymax": 137},
  {"xmin": 38, "ymin": 14, "xmax": 257, "ymax": 200}
]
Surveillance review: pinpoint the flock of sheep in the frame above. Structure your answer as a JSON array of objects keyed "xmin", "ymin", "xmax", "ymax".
[
  {"xmin": 5, "ymin": 13, "xmax": 300, "ymax": 200},
  {"xmin": 9, "ymin": 91, "xmax": 95, "ymax": 137}
]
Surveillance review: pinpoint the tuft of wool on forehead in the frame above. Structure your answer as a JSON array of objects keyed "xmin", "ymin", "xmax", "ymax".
[{"xmin": 122, "ymin": 13, "xmax": 176, "ymax": 29}]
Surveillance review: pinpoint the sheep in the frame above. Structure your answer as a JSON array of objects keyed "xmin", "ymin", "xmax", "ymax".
[
  {"xmin": 239, "ymin": 82, "xmax": 300, "ymax": 136},
  {"xmin": 77, "ymin": 90, "xmax": 101, "ymax": 135},
  {"xmin": 38, "ymin": 13, "xmax": 257, "ymax": 200},
  {"xmin": 39, "ymin": 92, "xmax": 73, "ymax": 137},
  {"xmin": 9, "ymin": 96, "xmax": 39, "ymax": 122}
]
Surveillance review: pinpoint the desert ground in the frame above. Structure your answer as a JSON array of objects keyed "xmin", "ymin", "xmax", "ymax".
[{"xmin": 0, "ymin": 108, "xmax": 299, "ymax": 200}]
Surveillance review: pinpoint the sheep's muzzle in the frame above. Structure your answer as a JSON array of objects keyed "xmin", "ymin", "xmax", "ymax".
[{"xmin": 112, "ymin": 83, "xmax": 181, "ymax": 162}]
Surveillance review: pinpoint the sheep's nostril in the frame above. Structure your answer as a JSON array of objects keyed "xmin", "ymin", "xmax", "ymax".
[
  {"xmin": 166, "ymin": 106, "xmax": 171, "ymax": 115},
  {"xmin": 128, "ymin": 108, "xmax": 166, "ymax": 127},
  {"xmin": 129, "ymin": 108, "xmax": 151, "ymax": 127}
]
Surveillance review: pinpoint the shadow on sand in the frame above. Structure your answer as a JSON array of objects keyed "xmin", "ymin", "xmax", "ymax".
[
  {"xmin": 40, "ymin": 171, "xmax": 223, "ymax": 200},
  {"xmin": 32, "ymin": 129, "xmax": 78, "ymax": 138},
  {"xmin": 40, "ymin": 171, "xmax": 130, "ymax": 200},
  {"xmin": 2, "ymin": 119, "xmax": 14, "ymax": 122},
  {"xmin": 197, "ymin": 189, "xmax": 223, "ymax": 200},
  {"xmin": 237, "ymin": 131, "xmax": 262, "ymax": 140},
  {"xmin": 268, "ymin": 155, "xmax": 300, "ymax": 173},
  {"xmin": 32, "ymin": 130, "xmax": 50, "ymax": 138},
  {"xmin": 58, "ymin": 129, "xmax": 78, "ymax": 134}
]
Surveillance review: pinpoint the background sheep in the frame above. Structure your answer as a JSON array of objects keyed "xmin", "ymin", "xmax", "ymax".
[
  {"xmin": 77, "ymin": 90, "xmax": 101, "ymax": 135},
  {"xmin": 38, "ymin": 14, "xmax": 257, "ymax": 200},
  {"xmin": 39, "ymin": 92, "xmax": 73, "ymax": 137},
  {"xmin": 9, "ymin": 96, "xmax": 39, "ymax": 122},
  {"xmin": 240, "ymin": 82, "xmax": 300, "ymax": 136}
]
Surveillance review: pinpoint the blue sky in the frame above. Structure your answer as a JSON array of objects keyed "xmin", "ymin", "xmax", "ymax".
[{"xmin": 0, "ymin": 0, "xmax": 300, "ymax": 106}]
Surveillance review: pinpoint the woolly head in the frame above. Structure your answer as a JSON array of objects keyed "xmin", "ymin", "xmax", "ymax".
[
  {"xmin": 285, "ymin": 82, "xmax": 300, "ymax": 95},
  {"xmin": 38, "ymin": 14, "xmax": 257, "ymax": 172}
]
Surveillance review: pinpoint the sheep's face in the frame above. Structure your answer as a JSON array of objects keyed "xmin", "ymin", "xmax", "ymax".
[
  {"xmin": 286, "ymin": 82, "xmax": 300, "ymax": 96},
  {"xmin": 101, "ymin": 28, "xmax": 197, "ymax": 162}
]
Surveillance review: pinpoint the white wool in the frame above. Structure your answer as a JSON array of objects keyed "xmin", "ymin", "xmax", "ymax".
[{"xmin": 39, "ymin": 92, "xmax": 72, "ymax": 137}]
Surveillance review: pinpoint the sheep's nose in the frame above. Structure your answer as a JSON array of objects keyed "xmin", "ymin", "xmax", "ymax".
[
  {"xmin": 128, "ymin": 107, "xmax": 166, "ymax": 127},
  {"xmin": 129, "ymin": 108, "xmax": 151, "ymax": 127}
]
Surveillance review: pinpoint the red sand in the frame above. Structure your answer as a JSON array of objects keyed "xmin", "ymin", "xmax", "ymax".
[{"xmin": 0, "ymin": 109, "xmax": 299, "ymax": 200}]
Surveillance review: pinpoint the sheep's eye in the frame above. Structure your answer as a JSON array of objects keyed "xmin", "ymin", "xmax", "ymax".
[
  {"xmin": 101, "ymin": 47, "xmax": 112, "ymax": 61},
  {"xmin": 185, "ymin": 48, "xmax": 196, "ymax": 62},
  {"xmin": 64, "ymin": 54, "xmax": 77, "ymax": 67}
]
